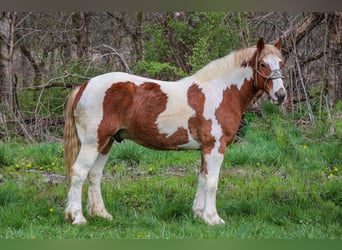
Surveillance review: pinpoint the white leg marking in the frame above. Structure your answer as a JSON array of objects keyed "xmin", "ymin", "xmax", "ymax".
[
  {"xmin": 193, "ymin": 173, "xmax": 206, "ymax": 217},
  {"xmin": 87, "ymin": 154, "xmax": 113, "ymax": 220},
  {"xmin": 65, "ymin": 144, "xmax": 99, "ymax": 225},
  {"xmin": 193, "ymin": 151, "xmax": 225, "ymax": 225}
]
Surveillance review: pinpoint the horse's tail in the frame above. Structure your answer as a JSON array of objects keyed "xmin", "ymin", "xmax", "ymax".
[{"xmin": 64, "ymin": 87, "xmax": 81, "ymax": 184}]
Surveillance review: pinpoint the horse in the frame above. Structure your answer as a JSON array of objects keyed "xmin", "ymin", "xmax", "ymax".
[{"xmin": 64, "ymin": 37, "xmax": 287, "ymax": 225}]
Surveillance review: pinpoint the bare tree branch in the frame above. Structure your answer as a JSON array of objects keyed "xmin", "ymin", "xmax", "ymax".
[
  {"xmin": 291, "ymin": 32, "xmax": 315, "ymax": 124},
  {"xmin": 18, "ymin": 74, "xmax": 89, "ymax": 91},
  {"xmin": 272, "ymin": 13, "xmax": 325, "ymax": 58},
  {"xmin": 102, "ymin": 44, "xmax": 132, "ymax": 73}
]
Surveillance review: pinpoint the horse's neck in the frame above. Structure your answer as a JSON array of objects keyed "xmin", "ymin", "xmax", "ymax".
[
  {"xmin": 238, "ymin": 80, "xmax": 259, "ymax": 113},
  {"xmin": 201, "ymin": 74, "xmax": 258, "ymax": 114}
]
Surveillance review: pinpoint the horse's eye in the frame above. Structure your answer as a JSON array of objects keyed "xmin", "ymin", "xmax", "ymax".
[{"xmin": 260, "ymin": 63, "xmax": 267, "ymax": 68}]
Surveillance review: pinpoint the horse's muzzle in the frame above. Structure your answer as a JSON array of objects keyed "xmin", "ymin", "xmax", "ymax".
[{"xmin": 275, "ymin": 89, "xmax": 287, "ymax": 104}]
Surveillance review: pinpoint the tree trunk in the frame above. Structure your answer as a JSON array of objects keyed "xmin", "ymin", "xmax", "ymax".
[
  {"xmin": 0, "ymin": 12, "xmax": 15, "ymax": 112},
  {"xmin": 326, "ymin": 12, "xmax": 342, "ymax": 107},
  {"xmin": 72, "ymin": 12, "xmax": 91, "ymax": 58}
]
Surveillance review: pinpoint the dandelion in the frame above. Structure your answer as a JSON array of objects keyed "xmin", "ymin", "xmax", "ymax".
[
  {"xmin": 49, "ymin": 208, "xmax": 54, "ymax": 213},
  {"xmin": 334, "ymin": 167, "xmax": 339, "ymax": 172},
  {"xmin": 329, "ymin": 173, "xmax": 334, "ymax": 177},
  {"xmin": 303, "ymin": 145, "xmax": 308, "ymax": 149},
  {"xmin": 15, "ymin": 164, "xmax": 19, "ymax": 169},
  {"xmin": 256, "ymin": 162, "xmax": 261, "ymax": 167},
  {"xmin": 31, "ymin": 235, "xmax": 36, "ymax": 239},
  {"xmin": 148, "ymin": 167, "xmax": 153, "ymax": 174},
  {"xmin": 26, "ymin": 163, "xmax": 32, "ymax": 168}
]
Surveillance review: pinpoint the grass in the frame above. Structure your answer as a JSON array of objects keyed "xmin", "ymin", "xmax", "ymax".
[{"xmin": 0, "ymin": 112, "xmax": 341, "ymax": 239}]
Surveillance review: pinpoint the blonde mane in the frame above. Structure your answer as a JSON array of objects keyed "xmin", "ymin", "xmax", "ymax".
[{"xmin": 190, "ymin": 44, "xmax": 281, "ymax": 83}]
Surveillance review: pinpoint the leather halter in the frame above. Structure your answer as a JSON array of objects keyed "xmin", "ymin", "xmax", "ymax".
[{"xmin": 254, "ymin": 53, "xmax": 283, "ymax": 90}]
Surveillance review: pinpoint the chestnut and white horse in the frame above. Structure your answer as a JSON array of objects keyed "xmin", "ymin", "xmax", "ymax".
[{"xmin": 64, "ymin": 37, "xmax": 286, "ymax": 225}]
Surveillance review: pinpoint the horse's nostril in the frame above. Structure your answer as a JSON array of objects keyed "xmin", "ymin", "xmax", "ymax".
[{"xmin": 275, "ymin": 91, "xmax": 286, "ymax": 104}]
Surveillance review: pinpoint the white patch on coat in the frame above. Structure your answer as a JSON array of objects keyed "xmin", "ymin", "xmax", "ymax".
[
  {"xmin": 155, "ymin": 82, "xmax": 202, "ymax": 149},
  {"xmin": 156, "ymin": 82, "xmax": 195, "ymax": 136},
  {"xmin": 263, "ymin": 55, "xmax": 285, "ymax": 101}
]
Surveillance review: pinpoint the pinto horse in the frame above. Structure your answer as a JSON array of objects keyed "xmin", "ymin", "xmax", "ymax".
[{"xmin": 64, "ymin": 37, "xmax": 286, "ymax": 225}]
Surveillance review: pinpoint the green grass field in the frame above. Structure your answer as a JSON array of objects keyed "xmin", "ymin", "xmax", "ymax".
[{"xmin": 0, "ymin": 112, "xmax": 341, "ymax": 239}]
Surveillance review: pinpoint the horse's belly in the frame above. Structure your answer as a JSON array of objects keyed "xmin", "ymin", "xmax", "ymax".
[{"xmin": 128, "ymin": 127, "xmax": 201, "ymax": 151}]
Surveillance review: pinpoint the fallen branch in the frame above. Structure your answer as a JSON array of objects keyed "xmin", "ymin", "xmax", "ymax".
[
  {"xmin": 17, "ymin": 73, "xmax": 90, "ymax": 91},
  {"xmin": 21, "ymin": 82, "xmax": 81, "ymax": 91}
]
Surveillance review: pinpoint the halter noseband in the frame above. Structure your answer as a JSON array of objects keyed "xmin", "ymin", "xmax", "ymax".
[{"xmin": 254, "ymin": 53, "xmax": 284, "ymax": 90}]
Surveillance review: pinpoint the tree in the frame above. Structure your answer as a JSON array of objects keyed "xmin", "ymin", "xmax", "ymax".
[
  {"xmin": 326, "ymin": 12, "xmax": 342, "ymax": 108},
  {"xmin": 0, "ymin": 12, "xmax": 15, "ymax": 112},
  {"xmin": 72, "ymin": 12, "xmax": 91, "ymax": 58}
]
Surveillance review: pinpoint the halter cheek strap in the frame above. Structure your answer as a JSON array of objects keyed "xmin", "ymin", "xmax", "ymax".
[{"xmin": 254, "ymin": 53, "xmax": 284, "ymax": 90}]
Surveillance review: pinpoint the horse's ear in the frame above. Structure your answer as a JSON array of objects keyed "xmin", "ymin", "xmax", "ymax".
[
  {"xmin": 274, "ymin": 37, "xmax": 281, "ymax": 49},
  {"xmin": 256, "ymin": 37, "xmax": 265, "ymax": 53}
]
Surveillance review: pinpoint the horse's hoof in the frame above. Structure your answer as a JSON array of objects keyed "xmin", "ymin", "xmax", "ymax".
[
  {"xmin": 71, "ymin": 216, "xmax": 87, "ymax": 225},
  {"xmin": 203, "ymin": 213, "xmax": 225, "ymax": 225}
]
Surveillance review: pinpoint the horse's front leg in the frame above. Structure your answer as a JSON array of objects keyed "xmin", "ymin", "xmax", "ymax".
[{"xmin": 193, "ymin": 149, "xmax": 225, "ymax": 225}]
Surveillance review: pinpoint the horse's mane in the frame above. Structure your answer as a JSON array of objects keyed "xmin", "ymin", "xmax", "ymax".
[{"xmin": 188, "ymin": 44, "xmax": 281, "ymax": 83}]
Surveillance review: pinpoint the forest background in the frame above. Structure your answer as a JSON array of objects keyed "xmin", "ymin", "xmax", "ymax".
[{"xmin": 0, "ymin": 12, "xmax": 341, "ymax": 142}]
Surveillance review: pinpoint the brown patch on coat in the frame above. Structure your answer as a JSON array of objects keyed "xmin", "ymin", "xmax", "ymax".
[
  {"xmin": 215, "ymin": 79, "xmax": 257, "ymax": 155},
  {"xmin": 97, "ymin": 81, "xmax": 190, "ymax": 154},
  {"xmin": 97, "ymin": 81, "xmax": 136, "ymax": 154},
  {"xmin": 187, "ymin": 83, "xmax": 215, "ymax": 174},
  {"xmin": 215, "ymin": 87, "xmax": 242, "ymax": 155},
  {"xmin": 128, "ymin": 82, "xmax": 189, "ymax": 149}
]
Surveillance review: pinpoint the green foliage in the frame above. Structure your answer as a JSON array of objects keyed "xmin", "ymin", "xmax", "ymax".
[
  {"xmin": 110, "ymin": 141, "xmax": 144, "ymax": 168},
  {"xmin": 132, "ymin": 61, "xmax": 186, "ymax": 80},
  {"xmin": 262, "ymin": 103, "xmax": 281, "ymax": 115},
  {"xmin": 139, "ymin": 12, "xmax": 248, "ymax": 77},
  {"xmin": 0, "ymin": 114, "xmax": 341, "ymax": 239},
  {"xmin": 185, "ymin": 13, "xmax": 244, "ymax": 73},
  {"xmin": 332, "ymin": 101, "xmax": 342, "ymax": 139},
  {"xmin": 0, "ymin": 145, "xmax": 13, "ymax": 167}
]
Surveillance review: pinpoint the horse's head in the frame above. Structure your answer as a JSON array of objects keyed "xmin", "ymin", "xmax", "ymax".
[{"xmin": 254, "ymin": 37, "xmax": 287, "ymax": 105}]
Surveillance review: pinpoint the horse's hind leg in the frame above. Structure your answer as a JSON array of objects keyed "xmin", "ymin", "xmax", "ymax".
[
  {"xmin": 65, "ymin": 143, "xmax": 99, "ymax": 224},
  {"xmin": 87, "ymin": 153, "xmax": 113, "ymax": 220}
]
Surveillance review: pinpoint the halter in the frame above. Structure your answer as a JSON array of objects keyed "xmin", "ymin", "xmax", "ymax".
[{"xmin": 254, "ymin": 53, "xmax": 284, "ymax": 90}]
